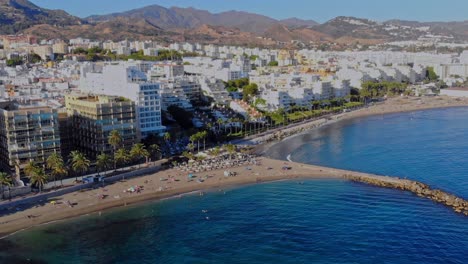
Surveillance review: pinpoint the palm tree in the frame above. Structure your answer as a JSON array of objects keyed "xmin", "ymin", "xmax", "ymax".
[
  {"xmin": 216, "ymin": 118, "xmax": 224, "ymax": 133},
  {"xmin": 191, "ymin": 133, "xmax": 202, "ymax": 153},
  {"xmin": 163, "ymin": 132, "xmax": 171, "ymax": 157},
  {"xmin": 163, "ymin": 132, "xmax": 171, "ymax": 143},
  {"xmin": 149, "ymin": 144, "xmax": 161, "ymax": 163},
  {"xmin": 114, "ymin": 148, "xmax": 129, "ymax": 169},
  {"xmin": 186, "ymin": 143, "xmax": 195, "ymax": 153},
  {"xmin": 200, "ymin": 131, "xmax": 208, "ymax": 151},
  {"xmin": 108, "ymin": 130, "xmax": 122, "ymax": 168},
  {"xmin": 108, "ymin": 130, "xmax": 123, "ymax": 150},
  {"xmin": 130, "ymin": 143, "xmax": 150, "ymax": 168},
  {"xmin": 0, "ymin": 172, "xmax": 13, "ymax": 200},
  {"xmin": 24, "ymin": 160, "xmax": 37, "ymax": 179},
  {"xmin": 69, "ymin": 151, "xmax": 91, "ymax": 180},
  {"xmin": 225, "ymin": 144, "xmax": 236, "ymax": 160},
  {"xmin": 211, "ymin": 146, "xmax": 221, "ymax": 157},
  {"xmin": 28, "ymin": 167, "xmax": 48, "ymax": 193},
  {"xmin": 96, "ymin": 152, "xmax": 113, "ymax": 176},
  {"xmin": 46, "ymin": 153, "xmax": 67, "ymax": 187}
]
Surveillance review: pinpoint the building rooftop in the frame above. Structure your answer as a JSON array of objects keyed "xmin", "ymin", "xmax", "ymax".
[{"xmin": 0, "ymin": 100, "xmax": 50, "ymax": 111}]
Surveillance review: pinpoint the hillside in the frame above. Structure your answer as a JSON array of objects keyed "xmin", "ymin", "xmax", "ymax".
[
  {"xmin": 22, "ymin": 18, "xmax": 171, "ymax": 41},
  {"xmin": 279, "ymin": 18, "xmax": 319, "ymax": 29},
  {"xmin": 87, "ymin": 5, "xmax": 315, "ymax": 34},
  {"xmin": 0, "ymin": 0, "xmax": 83, "ymax": 34}
]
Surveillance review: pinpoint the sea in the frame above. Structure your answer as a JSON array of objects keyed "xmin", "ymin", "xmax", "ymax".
[{"xmin": 1, "ymin": 107, "xmax": 468, "ymax": 264}]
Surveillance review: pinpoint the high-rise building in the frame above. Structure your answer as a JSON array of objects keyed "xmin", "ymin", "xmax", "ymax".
[
  {"xmin": 0, "ymin": 101, "xmax": 61, "ymax": 181},
  {"xmin": 80, "ymin": 62, "xmax": 165, "ymax": 137},
  {"xmin": 65, "ymin": 94, "xmax": 138, "ymax": 159}
]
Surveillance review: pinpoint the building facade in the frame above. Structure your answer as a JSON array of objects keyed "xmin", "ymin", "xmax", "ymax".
[
  {"xmin": 65, "ymin": 94, "xmax": 138, "ymax": 159},
  {"xmin": 0, "ymin": 101, "xmax": 61, "ymax": 180},
  {"xmin": 80, "ymin": 63, "xmax": 165, "ymax": 137}
]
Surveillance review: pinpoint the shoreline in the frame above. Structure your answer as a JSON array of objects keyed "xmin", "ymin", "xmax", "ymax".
[
  {"xmin": 0, "ymin": 159, "xmax": 343, "ymax": 238},
  {"xmin": 1, "ymin": 96, "xmax": 468, "ymax": 238},
  {"xmin": 254, "ymin": 97, "xmax": 468, "ymax": 156}
]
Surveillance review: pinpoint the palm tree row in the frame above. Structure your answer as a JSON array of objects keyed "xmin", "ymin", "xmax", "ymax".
[
  {"xmin": 189, "ymin": 131, "xmax": 208, "ymax": 153},
  {"xmin": 0, "ymin": 130, "xmax": 161, "ymax": 197}
]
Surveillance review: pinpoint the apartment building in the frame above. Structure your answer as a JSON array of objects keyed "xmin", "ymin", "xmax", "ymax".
[
  {"xmin": 0, "ymin": 101, "xmax": 61, "ymax": 180},
  {"xmin": 65, "ymin": 94, "xmax": 138, "ymax": 159},
  {"xmin": 80, "ymin": 62, "xmax": 165, "ymax": 137}
]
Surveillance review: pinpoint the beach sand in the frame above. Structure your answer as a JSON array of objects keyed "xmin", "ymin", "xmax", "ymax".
[
  {"xmin": 1, "ymin": 95, "xmax": 467, "ymax": 237},
  {"xmin": 0, "ymin": 158, "xmax": 343, "ymax": 237}
]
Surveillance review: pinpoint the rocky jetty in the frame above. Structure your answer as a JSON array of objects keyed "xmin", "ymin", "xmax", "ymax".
[{"xmin": 344, "ymin": 174, "xmax": 468, "ymax": 216}]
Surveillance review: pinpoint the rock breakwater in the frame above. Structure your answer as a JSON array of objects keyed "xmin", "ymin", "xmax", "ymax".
[{"xmin": 344, "ymin": 174, "xmax": 468, "ymax": 216}]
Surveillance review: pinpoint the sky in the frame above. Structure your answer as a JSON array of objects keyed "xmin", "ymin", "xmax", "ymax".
[{"xmin": 30, "ymin": 0, "xmax": 468, "ymax": 22}]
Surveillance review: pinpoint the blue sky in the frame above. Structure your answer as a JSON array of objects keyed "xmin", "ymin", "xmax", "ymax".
[{"xmin": 31, "ymin": 0, "xmax": 468, "ymax": 22}]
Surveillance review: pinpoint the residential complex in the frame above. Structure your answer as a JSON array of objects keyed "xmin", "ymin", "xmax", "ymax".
[
  {"xmin": 0, "ymin": 101, "xmax": 61, "ymax": 181},
  {"xmin": 65, "ymin": 94, "xmax": 138, "ymax": 159}
]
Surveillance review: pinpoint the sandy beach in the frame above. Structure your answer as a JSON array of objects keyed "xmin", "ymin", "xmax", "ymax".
[
  {"xmin": 1, "ymin": 95, "xmax": 467, "ymax": 238},
  {"xmin": 0, "ymin": 158, "xmax": 344, "ymax": 237},
  {"xmin": 343, "ymin": 96, "xmax": 468, "ymax": 119}
]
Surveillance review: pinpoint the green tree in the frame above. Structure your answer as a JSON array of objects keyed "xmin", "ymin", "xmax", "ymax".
[
  {"xmin": 69, "ymin": 151, "xmax": 91, "ymax": 180},
  {"xmin": 108, "ymin": 130, "xmax": 123, "ymax": 168},
  {"xmin": 30, "ymin": 53, "xmax": 42, "ymax": 63},
  {"xmin": 242, "ymin": 83, "xmax": 259, "ymax": 101},
  {"xmin": 96, "ymin": 152, "xmax": 113, "ymax": 175},
  {"xmin": 28, "ymin": 167, "xmax": 48, "ymax": 193},
  {"xmin": 190, "ymin": 133, "xmax": 202, "ymax": 153},
  {"xmin": 200, "ymin": 131, "xmax": 208, "ymax": 151},
  {"xmin": 227, "ymin": 86, "xmax": 238, "ymax": 93},
  {"xmin": 211, "ymin": 146, "xmax": 221, "ymax": 157},
  {"xmin": 6, "ymin": 58, "xmax": 23, "ymax": 67},
  {"xmin": 149, "ymin": 144, "xmax": 161, "ymax": 162},
  {"xmin": 268, "ymin": 61, "xmax": 279, "ymax": 66},
  {"xmin": 0, "ymin": 172, "xmax": 13, "ymax": 200},
  {"xmin": 130, "ymin": 143, "xmax": 150, "ymax": 168},
  {"xmin": 24, "ymin": 160, "xmax": 38, "ymax": 179},
  {"xmin": 427, "ymin": 67, "xmax": 439, "ymax": 81},
  {"xmin": 108, "ymin": 130, "xmax": 123, "ymax": 151},
  {"xmin": 46, "ymin": 153, "xmax": 67, "ymax": 187},
  {"xmin": 114, "ymin": 148, "xmax": 129, "ymax": 169},
  {"xmin": 254, "ymin": 98, "xmax": 267, "ymax": 107},
  {"xmin": 163, "ymin": 132, "xmax": 171, "ymax": 143},
  {"xmin": 224, "ymin": 144, "xmax": 236, "ymax": 160},
  {"xmin": 186, "ymin": 143, "xmax": 195, "ymax": 153}
]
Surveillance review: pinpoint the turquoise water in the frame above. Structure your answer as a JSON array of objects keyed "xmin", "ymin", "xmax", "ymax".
[{"xmin": 2, "ymin": 107, "xmax": 468, "ymax": 263}]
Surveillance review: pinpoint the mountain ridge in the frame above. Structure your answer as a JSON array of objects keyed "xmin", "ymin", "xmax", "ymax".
[{"xmin": 1, "ymin": 1, "xmax": 468, "ymax": 45}]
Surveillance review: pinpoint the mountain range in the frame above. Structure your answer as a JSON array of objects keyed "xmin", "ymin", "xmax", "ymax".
[{"xmin": 1, "ymin": 0, "xmax": 468, "ymax": 46}]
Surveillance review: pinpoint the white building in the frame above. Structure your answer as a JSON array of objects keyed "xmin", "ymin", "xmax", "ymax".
[{"xmin": 80, "ymin": 62, "xmax": 165, "ymax": 137}]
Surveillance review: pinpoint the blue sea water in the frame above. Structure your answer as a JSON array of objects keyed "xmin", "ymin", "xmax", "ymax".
[
  {"xmin": 267, "ymin": 107, "xmax": 468, "ymax": 198},
  {"xmin": 2, "ymin": 107, "xmax": 468, "ymax": 264}
]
